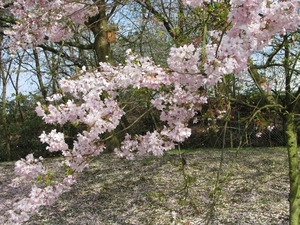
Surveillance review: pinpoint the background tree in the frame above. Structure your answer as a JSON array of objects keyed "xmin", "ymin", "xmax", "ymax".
[{"xmin": 0, "ymin": 30, "xmax": 12, "ymax": 160}]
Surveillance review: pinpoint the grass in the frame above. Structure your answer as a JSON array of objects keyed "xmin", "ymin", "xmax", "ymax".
[{"xmin": 0, "ymin": 147, "xmax": 290, "ymax": 224}]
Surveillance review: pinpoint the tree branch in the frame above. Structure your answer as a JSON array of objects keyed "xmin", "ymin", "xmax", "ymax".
[
  {"xmin": 135, "ymin": 0, "xmax": 176, "ymax": 40},
  {"xmin": 38, "ymin": 44, "xmax": 85, "ymax": 68}
]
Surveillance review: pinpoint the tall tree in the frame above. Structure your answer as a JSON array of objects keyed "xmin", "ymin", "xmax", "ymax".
[
  {"xmin": 0, "ymin": 5, "xmax": 12, "ymax": 160},
  {"xmin": 0, "ymin": 38, "xmax": 12, "ymax": 161}
]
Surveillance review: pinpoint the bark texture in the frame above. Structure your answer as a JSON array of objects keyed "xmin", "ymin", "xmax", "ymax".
[{"xmin": 284, "ymin": 113, "xmax": 300, "ymax": 225}]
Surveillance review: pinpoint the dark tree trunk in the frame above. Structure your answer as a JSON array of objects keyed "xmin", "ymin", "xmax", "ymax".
[{"xmin": 88, "ymin": 0, "xmax": 110, "ymax": 64}]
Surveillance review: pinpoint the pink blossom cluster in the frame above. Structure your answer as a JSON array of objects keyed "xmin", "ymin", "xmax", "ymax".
[
  {"xmin": 31, "ymin": 52, "xmax": 176, "ymax": 171},
  {"xmin": 167, "ymin": 44, "xmax": 200, "ymax": 74},
  {"xmin": 36, "ymin": 100, "xmax": 85, "ymax": 124},
  {"xmin": 139, "ymin": 45, "xmax": 208, "ymax": 147},
  {"xmin": 182, "ymin": 0, "xmax": 211, "ymax": 7},
  {"xmin": 5, "ymin": 0, "xmax": 98, "ymax": 51},
  {"xmin": 38, "ymin": 50, "xmax": 203, "ymax": 161},
  {"xmin": 8, "ymin": 176, "xmax": 75, "ymax": 223},
  {"xmin": 39, "ymin": 130, "xmax": 68, "ymax": 152},
  {"xmin": 135, "ymin": 131, "xmax": 175, "ymax": 156},
  {"xmin": 115, "ymin": 132, "xmax": 175, "ymax": 160},
  {"xmin": 9, "ymin": 152, "xmax": 76, "ymax": 223},
  {"xmin": 14, "ymin": 153, "xmax": 45, "ymax": 180},
  {"xmin": 32, "ymin": 49, "xmax": 208, "ymax": 170},
  {"xmin": 227, "ymin": 0, "xmax": 300, "ymax": 65},
  {"xmin": 182, "ymin": 0, "xmax": 300, "ymax": 83}
]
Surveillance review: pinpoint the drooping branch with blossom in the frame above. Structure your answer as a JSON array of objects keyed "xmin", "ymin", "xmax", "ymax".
[{"xmin": 2, "ymin": 0, "xmax": 300, "ymax": 223}]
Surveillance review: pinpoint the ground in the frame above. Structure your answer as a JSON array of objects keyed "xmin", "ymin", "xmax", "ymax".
[{"xmin": 0, "ymin": 147, "xmax": 290, "ymax": 224}]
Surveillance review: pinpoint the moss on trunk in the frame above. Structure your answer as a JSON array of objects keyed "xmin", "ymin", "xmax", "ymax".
[{"xmin": 284, "ymin": 113, "xmax": 300, "ymax": 225}]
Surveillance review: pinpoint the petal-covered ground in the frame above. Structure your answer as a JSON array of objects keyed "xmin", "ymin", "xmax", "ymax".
[{"xmin": 0, "ymin": 147, "xmax": 290, "ymax": 224}]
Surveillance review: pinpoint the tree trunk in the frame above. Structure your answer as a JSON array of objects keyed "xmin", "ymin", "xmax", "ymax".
[
  {"xmin": 284, "ymin": 113, "xmax": 300, "ymax": 225},
  {"xmin": 0, "ymin": 51, "xmax": 11, "ymax": 161},
  {"xmin": 88, "ymin": 0, "xmax": 110, "ymax": 64},
  {"xmin": 33, "ymin": 48, "xmax": 48, "ymax": 100},
  {"xmin": 0, "ymin": 14, "xmax": 11, "ymax": 160}
]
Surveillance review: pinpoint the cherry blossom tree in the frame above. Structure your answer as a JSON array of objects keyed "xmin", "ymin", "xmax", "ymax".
[{"xmin": 2, "ymin": 0, "xmax": 300, "ymax": 224}]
